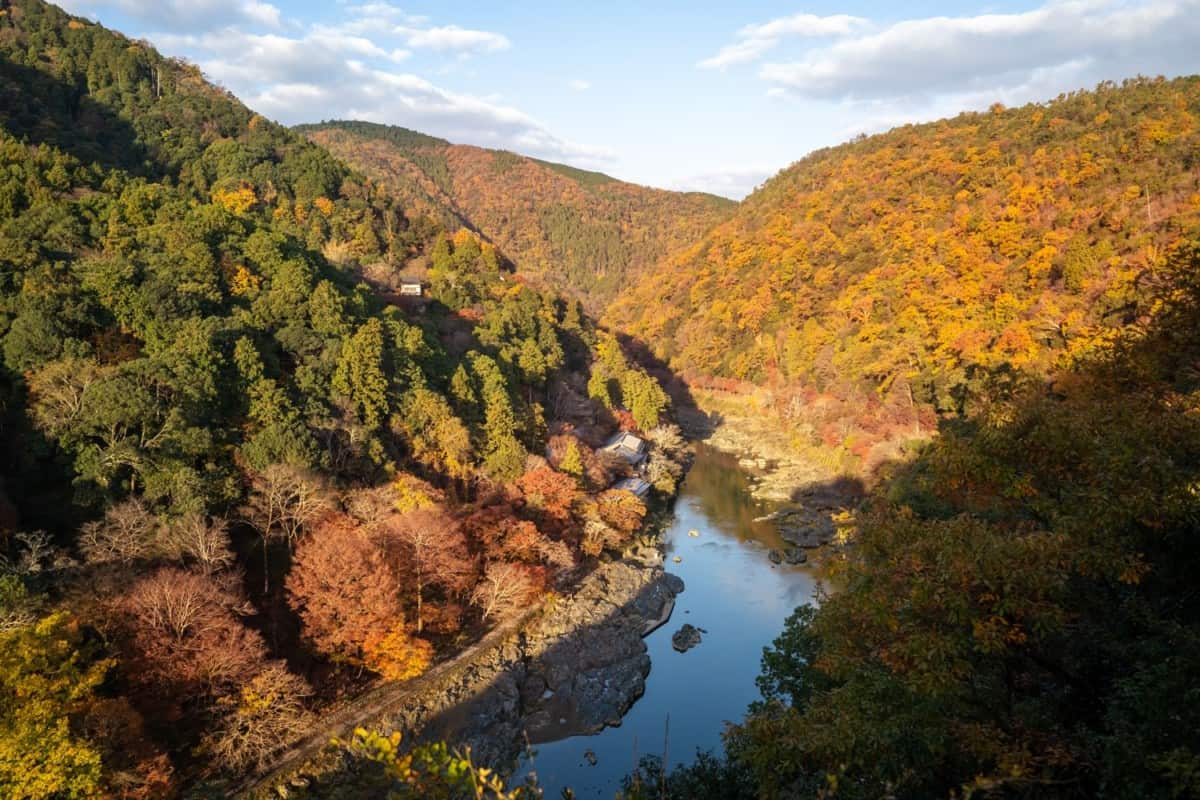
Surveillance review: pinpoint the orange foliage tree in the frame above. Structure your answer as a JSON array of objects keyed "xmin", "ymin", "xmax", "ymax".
[{"xmin": 286, "ymin": 514, "xmax": 412, "ymax": 671}]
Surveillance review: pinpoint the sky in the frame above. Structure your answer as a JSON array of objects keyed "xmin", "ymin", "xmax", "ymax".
[{"xmin": 54, "ymin": 0, "xmax": 1200, "ymax": 199}]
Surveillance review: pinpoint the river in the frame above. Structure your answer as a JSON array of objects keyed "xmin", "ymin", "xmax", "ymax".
[{"xmin": 516, "ymin": 443, "xmax": 821, "ymax": 798}]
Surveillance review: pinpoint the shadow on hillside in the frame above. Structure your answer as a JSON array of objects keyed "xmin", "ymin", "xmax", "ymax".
[
  {"xmin": 615, "ymin": 331, "xmax": 718, "ymax": 437},
  {"xmin": 0, "ymin": 55, "xmax": 152, "ymax": 174},
  {"xmin": 0, "ymin": 367, "xmax": 83, "ymax": 536}
]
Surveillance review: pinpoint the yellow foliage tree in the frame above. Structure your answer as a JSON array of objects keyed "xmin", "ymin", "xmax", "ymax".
[
  {"xmin": 212, "ymin": 184, "xmax": 258, "ymax": 215},
  {"xmin": 362, "ymin": 625, "xmax": 434, "ymax": 682}
]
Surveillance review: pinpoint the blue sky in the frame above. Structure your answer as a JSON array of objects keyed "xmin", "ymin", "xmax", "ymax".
[{"xmin": 55, "ymin": 0, "xmax": 1200, "ymax": 198}]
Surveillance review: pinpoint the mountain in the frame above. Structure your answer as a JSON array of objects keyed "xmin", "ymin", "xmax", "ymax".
[
  {"xmin": 297, "ymin": 120, "xmax": 735, "ymax": 308},
  {"xmin": 607, "ymin": 75, "xmax": 1200, "ymax": 469}
]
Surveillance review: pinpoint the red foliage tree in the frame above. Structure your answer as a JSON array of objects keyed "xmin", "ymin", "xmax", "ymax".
[
  {"xmin": 515, "ymin": 466, "xmax": 582, "ymax": 535},
  {"xmin": 286, "ymin": 513, "xmax": 404, "ymax": 667},
  {"xmin": 464, "ymin": 507, "xmax": 575, "ymax": 572},
  {"xmin": 118, "ymin": 568, "xmax": 265, "ymax": 704}
]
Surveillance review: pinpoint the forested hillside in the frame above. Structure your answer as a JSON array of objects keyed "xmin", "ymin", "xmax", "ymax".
[
  {"xmin": 623, "ymin": 237, "xmax": 1200, "ymax": 800},
  {"xmin": 0, "ymin": 1, "xmax": 679, "ymax": 794},
  {"xmin": 609, "ymin": 76, "xmax": 1200, "ymax": 470},
  {"xmin": 299, "ymin": 121, "xmax": 735, "ymax": 307}
]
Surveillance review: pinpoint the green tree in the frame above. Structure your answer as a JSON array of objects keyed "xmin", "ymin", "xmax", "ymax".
[
  {"xmin": 559, "ymin": 437, "xmax": 584, "ymax": 480},
  {"xmin": 333, "ymin": 318, "xmax": 390, "ymax": 430},
  {"xmin": 468, "ymin": 353, "xmax": 526, "ymax": 481}
]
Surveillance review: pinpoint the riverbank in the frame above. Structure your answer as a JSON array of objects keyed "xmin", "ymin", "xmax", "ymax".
[
  {"xmin": 244, "ymin": 551, "xmax": 683, "ymax": 797},
  {"xmin": 675, "ymin": 391, "xmax": 871, "ymax": 564},
  {"xmin": 677, "ymin": 392, "xmax": 839, "ymax": 504},
  {"xmin": 514, "ymin": 444, "xmax": 822, "ymax": 797}
]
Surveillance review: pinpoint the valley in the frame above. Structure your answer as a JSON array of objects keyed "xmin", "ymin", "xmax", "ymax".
[{"xmin": 1, "ymin": 2, "xmax": 1200, "ymax": 799}]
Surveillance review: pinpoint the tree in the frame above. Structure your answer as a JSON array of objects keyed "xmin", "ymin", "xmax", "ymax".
[
  {"xmin": 469, "ymin": 562, "xmax": 544, "ymax": 622},
  {"xmin": 0, "ymin": 575, "xmax": 39, "ymax": 633},
  {"xmin": 468, "ymin": 513, "xmax": 576, "ymax": 575},
  {"xmin": 204, "ymin": 662, "xmax": 313, "ymax": 772},
  {"xmin": 0, "ymin": 613, "xmax": 109, "ymax": 800},
  {"xmin": 557, "ymin": 437, "xmax": 584, "ymax": 480},
  {"xmin": 119, "ymin": 568, "xmax": 265, "ymax": 701},
  {"xmin": 595, "ymin": 489, "xmax": 646, "ymax": 535},
  {"xmin": 384, "ymin": 509, "xmax": 476, "ymax": 634},
  {"xmin": 333, "ymin": 318, "xmax": 390, "ymax": 430},
  {"xmin": 468, "ymin": 353, "xmax": 527, "ymax": 481},
  {"xmin": 622, "ymin": 369, "xmax": 669, "ymax": 430},
  {"xmin": 286, "ymin": 514, "xmax": 404, "ymax": 668},
  {"xmin": 78, "ymin": 498, "xmax": 160, "ymax": 565},
  {"xmin": 362, "ymin": 624, "xmax": 435, "ymax": 682},
  {"xmin": 336, "ymin": 728, "xmax": 538, "ymax": 799},
  {"xmin": 515, "ymin": 466, "xmax": 581, "ymax": 533},
  {"xmin": 162, "ymin": 514, "xmax": 234, "ymax": 573},
  {"xmin": 395, "ymin": 388, "xmax": 474, "ymax": 483},
  {"xmin": 240, "ymin": 464, "xmax": 331, "ymax": 593}
]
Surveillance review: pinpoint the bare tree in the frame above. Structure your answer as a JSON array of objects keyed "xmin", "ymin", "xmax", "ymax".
[
  {"xmin": 120, "ymin": 567, "xmax": 265, "ymax": 698},
  {"xmin": 240, "ymin": 464, "xmax": 332, "ymax": 592},
  {"xmin": 164, "ymin": 514, "xmax": 234, "ymax": 573},
  {"xmin": 1, "ymin": 530, "xmax": 56, "ymax": 575},
  {"xmin": 645, "ymin": 424, "xmax": 687, "ymax": 460},
  {"xmin": 384, "ymin": 509, "xmax": 476, "ymax": 634},
  {"xmin": 469, "ymin": 561, "xmax": 543, "ymax": 622},
  {"xmin": 79, "ymin": 498, "xmax": 160, "ymax": 565},
  {"xmin": 344, "ymin": 484, "xmax": 396, "ymax": 532},
  {"xmin": 0, "ymin": 574, "xmax": 39, "ymax": 632}
]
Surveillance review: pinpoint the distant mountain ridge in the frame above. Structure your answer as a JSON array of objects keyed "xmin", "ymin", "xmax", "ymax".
[{"xmin": 297, "ymin": 120, "xmax": 735, "ymax": 308}]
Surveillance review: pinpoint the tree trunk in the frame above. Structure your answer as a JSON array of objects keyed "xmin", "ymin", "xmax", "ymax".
[{"xmin": 262, "ymin": 536, "xmax": 270, "ymax": 595}]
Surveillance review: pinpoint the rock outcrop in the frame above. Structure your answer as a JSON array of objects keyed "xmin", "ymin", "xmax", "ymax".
[{"xmin": 383, "ymin": 558, "xmax": 685, "ymax": 766}]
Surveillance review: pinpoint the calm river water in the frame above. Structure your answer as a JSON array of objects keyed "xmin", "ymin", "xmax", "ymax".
[{"xmin": 517, "ymin": 443, "xmax": 820, "ymax": 798}]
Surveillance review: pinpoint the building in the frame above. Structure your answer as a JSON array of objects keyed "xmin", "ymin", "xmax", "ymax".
[
  {"xmin": 602, "ymin": 431, "xmax": 647, "ymax": 467},
  {"xmin": 612, "ymin": 477, "xmax": 651, "ymax": 498},
  {"xmin": 398, "ymin": 281, "xmax": 423, "ymax": 297}
]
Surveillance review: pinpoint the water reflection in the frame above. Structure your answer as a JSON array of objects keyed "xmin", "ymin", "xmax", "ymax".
[{"xmin": 518, "ymin": 444, "xmax": 819, "ymax": 798}]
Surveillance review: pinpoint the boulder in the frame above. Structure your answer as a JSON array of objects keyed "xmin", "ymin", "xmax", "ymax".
[
  {"xmin": 783, "ymin": 547, "xmax": 807, "ymax": 565},
  {"xmin": 671, "ymin": 623, "xmax": 703, "ymax": 653},
  {"xmin": 768, "ymin": 549, "xmax": 783, "ymax": 564}
]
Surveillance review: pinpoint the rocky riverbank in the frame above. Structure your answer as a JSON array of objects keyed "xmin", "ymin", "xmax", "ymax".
[
  {"xmin": 679, "ymin": 405, "xmax": 833, "ymax": 503},
  {"xmin": 678, "ymin": 403, "xmax": 865, "ymax": 563},
  {"xmin": 370, "ymin": 554, "xmax": 684, "ymax": 767}
]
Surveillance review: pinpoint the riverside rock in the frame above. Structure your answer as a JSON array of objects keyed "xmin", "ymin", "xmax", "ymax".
[
  {"xmin": 783, "ymin": 548, "xmax": 808, "ymax": 565},
  {"xmin": 671, "ymin": 623, "xmax": 703, "ymax": 653},
  {"xmin": 381, "ymin": 559, "xmax": 684, "ymax": 767}
]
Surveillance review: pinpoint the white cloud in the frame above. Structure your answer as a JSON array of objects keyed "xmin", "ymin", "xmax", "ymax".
[
  {"xmin": 668, "ymin": 165, "xmax": 777, "ymax": 200},
  {"xmin": 159, "ymin": 26, "xmax": 612, "ymax": 166},
  {"xmin": 699, "ymin": 13, "xmax": 868, "ymax": 69},
  {"xmin": 66, "ymin": 0, "xmax": 608, "ymax": 168},
  {"xmin": 395, "ymin": 24, "xmax": 510, "ymax": 53},
  {"xmin": 568, "ymin": 79, "xmax": 591, "ymax": 91},
  {"xmin": 757, "ymin": 0, "xmax": 1200, "ymax": 102},
  {"xmin": 57, "ymin": 0, "xmax": 281, "ymax": 31}
]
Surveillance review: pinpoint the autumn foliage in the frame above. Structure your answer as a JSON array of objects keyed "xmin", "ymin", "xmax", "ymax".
[
  {"xmin": 609, "ymin": 75, "xmax": 1200, "ymax": 468},
  {"xmin": 286, "ymin": 513, "xmax": 408, "ymax": 668},
  {"xmin": 301, "ymin": 121, "xmax": 735, "ymax": 307}
]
